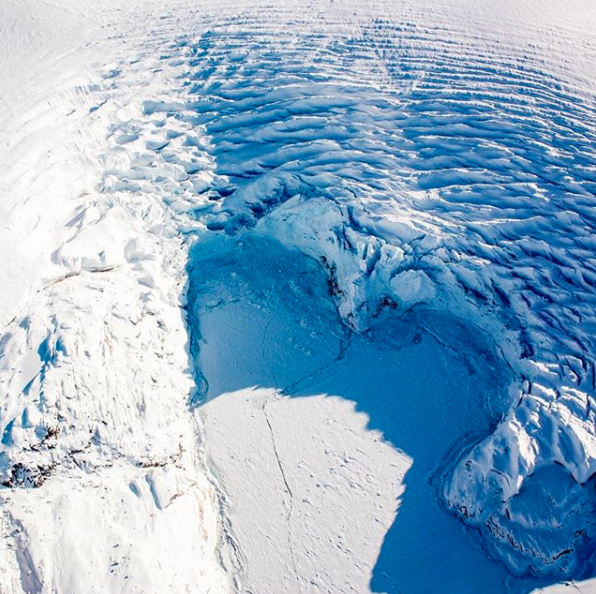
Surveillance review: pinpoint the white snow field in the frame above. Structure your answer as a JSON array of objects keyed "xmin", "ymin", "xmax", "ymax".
[{"xmin": 1, "ymin": 0, "xmax": 596, "ymax": 592}]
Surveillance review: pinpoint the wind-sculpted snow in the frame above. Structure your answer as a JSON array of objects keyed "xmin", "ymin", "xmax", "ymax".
[
  {"xmin": 136, "ymin": 7, "xmax": 596, "ymax": 580},
  {"xmin": 2, "ymin": 1, "xmax": 596, "ymax": 591}
]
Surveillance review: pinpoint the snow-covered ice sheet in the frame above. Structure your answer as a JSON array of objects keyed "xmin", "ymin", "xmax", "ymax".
[{"xmin": 1, "ymin": 0, "xmax": 596, "ymax": 592}]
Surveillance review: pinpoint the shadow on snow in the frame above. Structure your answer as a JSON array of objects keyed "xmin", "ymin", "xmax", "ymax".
[{"xmin": 184, "ymin": 232, "xmax": 554, "ymax": 594}]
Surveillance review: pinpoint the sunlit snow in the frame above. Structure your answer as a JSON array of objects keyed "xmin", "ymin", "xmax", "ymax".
[{"xmin": 1, "ymin": 0, "xmax": 596, "ymax": 593}]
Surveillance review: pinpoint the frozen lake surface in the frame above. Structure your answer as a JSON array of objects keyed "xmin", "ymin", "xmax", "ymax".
[{"xmin": 191, "ymin": 236, "xmax": 539, "ymax": 593}]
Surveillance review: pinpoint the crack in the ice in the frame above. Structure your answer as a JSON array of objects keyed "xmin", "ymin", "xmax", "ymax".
[
  {"xmin": 256, "ymin": 315, "xmax": 353, "ymax": 592},
  {"xmin": 258, "ymin": 314, "xmax": 301, "ymax": 590},
  {"xmin": 262, "ymin": 396, "xmax": 301, "ymax": 592},
  {"xmin": 43, "ymin": 265, "xmax": 123, "ymax": 289}
]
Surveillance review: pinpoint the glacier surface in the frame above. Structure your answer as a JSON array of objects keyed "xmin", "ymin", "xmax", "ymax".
[{"xmin": 1, "ymin": 0, "xmax": 596, "ymax": 592}]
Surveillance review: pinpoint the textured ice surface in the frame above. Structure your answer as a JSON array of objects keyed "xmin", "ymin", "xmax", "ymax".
[
  {"xmin": 1, "ymin": 0, "xmax": 596, "ymax": 592},
  {"xmin": 146, "ymin": 5, "xmax": 596, "ymax": 579}
]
